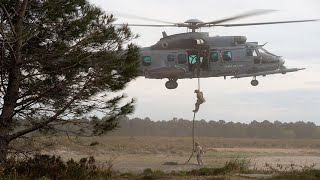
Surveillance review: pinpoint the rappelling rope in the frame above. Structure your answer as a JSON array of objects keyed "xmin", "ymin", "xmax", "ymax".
[
  {"xmin": 184, "ymin": 76, "xmax": 201, "ymax": 165},
  {"xmin": 198, "ymin": 76, "xmax": 200, "ymax": 91},
  {"xmin": 184, "ymin": 111, "xmax": 196, "ymax": 164}
]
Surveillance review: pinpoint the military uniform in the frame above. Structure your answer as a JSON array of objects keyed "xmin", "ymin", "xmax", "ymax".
[
  {"xmin": 193, "ymin": 90, "xmax": 205, "ymax": 113},
  {"xmin": 194, "ymin": 142, "xmax": 204, "ymax": 165}
]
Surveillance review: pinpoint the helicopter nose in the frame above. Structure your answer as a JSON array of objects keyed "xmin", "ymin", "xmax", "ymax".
[{"xmin": 278, "ymin": 57, "xmax": 285, "ymax": 65}]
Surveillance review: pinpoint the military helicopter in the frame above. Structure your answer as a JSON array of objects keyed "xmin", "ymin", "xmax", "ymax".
[{"xmin": 116, "ymin": 10, "xmax": 318, "ymax": 89}]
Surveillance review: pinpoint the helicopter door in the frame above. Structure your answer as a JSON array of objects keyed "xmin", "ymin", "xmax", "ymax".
[{"xmin": 187, "ymin": 50, "xmax": 208, "ymax": 72}]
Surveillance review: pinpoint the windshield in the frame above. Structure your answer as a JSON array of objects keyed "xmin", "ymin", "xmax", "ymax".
[{"xmin": 256, "ymin": 47, "xmax": 276, "ymax": 56}]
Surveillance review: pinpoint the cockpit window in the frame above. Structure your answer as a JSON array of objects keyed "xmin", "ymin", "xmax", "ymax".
[
  {"xmin": 210, "ymin": 52, "xmax": 219, "ymax": 62},
  {"xmin": 246, "ymin": 49, "xmax": 253, "ymax": 56},
  {"xmin": 223, "ymin": 51, "xmax": 232, "ymax": 61},
  {"xmin": 142, "ymin": 56, "xmax": 151, "ymax": 66},
  {"xmin": 256, "ymin": 48, "xmax": 265, "ymax": 54},
  {"xmin": 247, "ymin": 48, "xmax": 258, "ymax": 56},
  {"xmin": 256, "ymin": 47, "xmax": 276, "ymax": 56},
  {"xmin": 253, "ymin": 50, "xmax": 258, "ymax": 56}
]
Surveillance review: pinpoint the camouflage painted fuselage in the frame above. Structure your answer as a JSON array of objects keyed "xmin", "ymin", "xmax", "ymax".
[{"xmin": 139, "ymin": 32, "xmax": 286, "ymax": 80}]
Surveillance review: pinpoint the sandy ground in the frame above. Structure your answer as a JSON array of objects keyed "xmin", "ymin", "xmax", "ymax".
[
  {"xmin": 251, "ymin": 156, "xmax": 320, "ymax": 170},
  {"xmin": 45, "ymin": 147, "xmax": 320, "ymax": 173}
]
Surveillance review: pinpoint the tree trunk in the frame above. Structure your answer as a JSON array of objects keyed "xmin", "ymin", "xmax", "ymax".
[
  {"xmin": 0, "ymin": 0, "xmax": 29, "ymax": 163},
  {"xmin": 0, "ymin": 65, "xmax": 21, "ymax": 162},
  {"xmin": 0, "ymin": 133, "xmax": 9, "ymax": 164}
]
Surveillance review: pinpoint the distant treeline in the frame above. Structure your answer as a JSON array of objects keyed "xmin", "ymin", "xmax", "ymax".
[{"xmin": 109, "ymin": 117, "xmax": 320, "ymax": 139}]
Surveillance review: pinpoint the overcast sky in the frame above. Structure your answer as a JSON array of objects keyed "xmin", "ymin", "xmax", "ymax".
[{"xmin": 89, "ymin": 0, "xmax": 320, "ymax": 124}]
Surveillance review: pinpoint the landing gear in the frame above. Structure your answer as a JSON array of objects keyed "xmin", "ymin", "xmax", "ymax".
[
  {"xmin": 251, "ymin": 77, "xmax": 259, "ymax": 86},
  {"xmin": 165, "ymin": 79, "xmax": 178, "ymax": 89}
]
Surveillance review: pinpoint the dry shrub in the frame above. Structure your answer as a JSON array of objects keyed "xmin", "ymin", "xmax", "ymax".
[{"xmin": 0, "ymin": 154, "xmax": 115, "ymax": 179}]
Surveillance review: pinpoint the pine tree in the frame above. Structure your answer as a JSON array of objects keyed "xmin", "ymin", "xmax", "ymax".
[{"xmin": 0, "ymin": 0, "xmax": 139, "ymax": 162}]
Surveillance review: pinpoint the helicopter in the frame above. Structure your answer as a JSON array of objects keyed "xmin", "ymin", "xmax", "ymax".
[{"xmin": 116, "ymin": 10, "xmax": 318, "ymax": 89}]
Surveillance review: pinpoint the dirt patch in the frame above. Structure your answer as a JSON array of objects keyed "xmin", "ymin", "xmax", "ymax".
[
  {"xmin": 43, "ymin": 147, "xmax": 320, "ymax": 173},
  {"xmin": 37, "ymin": 137, "xmax": 320, "ymax": 173}
]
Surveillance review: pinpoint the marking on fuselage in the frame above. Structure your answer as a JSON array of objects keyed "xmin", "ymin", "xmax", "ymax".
[{"xmin": 224, "ymin": 64, "xmax": 244, "ymax": 68}]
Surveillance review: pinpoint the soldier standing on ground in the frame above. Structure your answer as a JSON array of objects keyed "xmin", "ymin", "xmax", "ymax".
[{"xmin": 194, "ymin": 142, "xmax": 204, "ymax": 165}]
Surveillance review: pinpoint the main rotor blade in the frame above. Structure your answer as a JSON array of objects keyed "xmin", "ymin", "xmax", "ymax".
[
  {"xmin": 113, "ymin": 24, "xmax": 178, "ymax": 27},
  {"xmin": 202, "ymin": 9, "xmax": 276, "ymax": 25},
  {"xmin": 210, "ymin": 19, "xmax": 319, "ymax": 27},
  {"xmin": 109, "ymin": 11, "xmax": 176, "ymax": 24}
]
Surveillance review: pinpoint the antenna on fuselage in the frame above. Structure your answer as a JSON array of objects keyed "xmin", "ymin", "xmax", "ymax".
[{"xmin": 162, "ymin": 31, "xmax": 167, "ymax": 38}]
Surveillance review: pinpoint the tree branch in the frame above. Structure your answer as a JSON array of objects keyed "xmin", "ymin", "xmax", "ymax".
[
  {"xmin": 0, "ymin": 2, "xmax": 17, "ymax": 36},
  {"xmin": 0, "ymin": 28, "xmax": 16, "ymax": 60},
  {"xmin": 14, "ymin": 87, "xmax": 56, "ymax": 115},
  {"xmin": 0, "ymin": 40, "xmax": 8, "ymax": 96},
  {"xmin": 9, "ymin": 79, "xmax": 91, "ymax": 141}
]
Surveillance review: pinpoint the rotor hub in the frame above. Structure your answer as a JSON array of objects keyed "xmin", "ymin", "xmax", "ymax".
[
  {"xmin": 184, "ymin": 19, "xmax": 204, "ymax": 32},
  {"xmin": 184, "ymin": 19, "xmax": 204, "ymax": 24}
]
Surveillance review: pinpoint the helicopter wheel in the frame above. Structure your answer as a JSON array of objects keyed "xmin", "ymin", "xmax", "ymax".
[
  {"xmin": 251, "ymin": 79, "xmax": 259, "ymax": 86},
  {"xmin": 165, "ymin": 79, "xmax": 178, "ymax": 89}
]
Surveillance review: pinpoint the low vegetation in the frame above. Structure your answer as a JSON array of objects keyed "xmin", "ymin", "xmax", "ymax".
[
  {"xmin": 1, "ymin": 155, "xmax": 320, "ymax": 179},
  {"xmin": 0, "ymin": 155, "xmax": 113, "ymax": 180}
]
